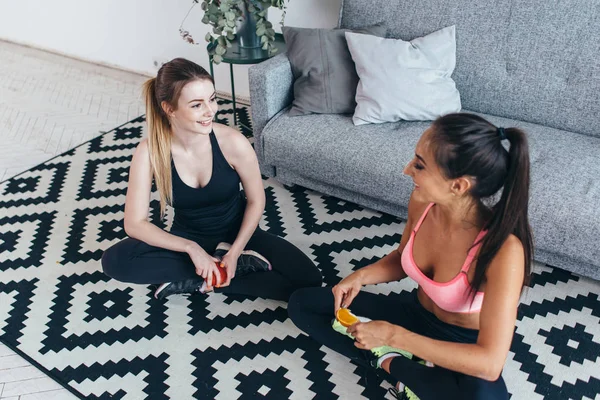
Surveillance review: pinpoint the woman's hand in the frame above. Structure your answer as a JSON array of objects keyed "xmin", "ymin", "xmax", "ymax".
[
  {"xmin": 332, "ymin": 271, "xmax": 365, "ymax": 312},
  {"xmin": 347, "ymin": 321, "xmax": 400, "ymax": 350},
  {"xmin": 186, "ymin": 242, "xmax": 222, "ymax": 290},
  {"xmin": 218, "ymin": 250, "xmax": 240, "ymax": 287}
]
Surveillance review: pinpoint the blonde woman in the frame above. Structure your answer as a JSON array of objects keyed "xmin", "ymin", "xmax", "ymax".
[{"xmin": 102, "ymin": 58, "xmax": 322, "ymax": 300}]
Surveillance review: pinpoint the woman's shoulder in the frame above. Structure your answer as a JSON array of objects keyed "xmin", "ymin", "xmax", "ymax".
[
  {"xmin": 487, "ymin": 233, "xmax": 525, "ymax": 279},
  {"xmin": 497, "ymin": 234, "xmax": 524, "ymax": 258},
  {"xmin": 213, "ymin": 122, "xmax": 243, "ymax": 140},
  {"xmin": 213, "ymin": 123, "xmax": 253, "ymax": 155},
  {"xmin": 133, "ymin": 137, "xmax": 150, "ymax": 157}
]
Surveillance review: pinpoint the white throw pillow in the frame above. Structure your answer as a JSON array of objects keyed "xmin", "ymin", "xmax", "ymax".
[{"xmin": 345, "ymin": 26, "xmax": 461, "ymax": 125}]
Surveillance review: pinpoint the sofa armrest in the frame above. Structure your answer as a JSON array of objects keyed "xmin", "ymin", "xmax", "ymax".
[{"xmin": 248, "ymin": 53, "xmax": 294, "ymax": 173}]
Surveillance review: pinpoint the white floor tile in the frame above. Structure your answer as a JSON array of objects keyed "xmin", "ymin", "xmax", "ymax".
[
  {"xmin": 20, "ymin": 389, "xmax": 77, "ymax": 399},
  {"xmin": 0, "ymin": 345, "xmax": 13, "ymax": 357},
  {"xmin": 2, "ymin": 377, "xmax": 63, "ymax": 398},
  {"xmin": 0, "ymin": 355, "xmax": 30, "ymax": 370},
  {"xmin": 0, "ymin": 366, "xmax": 46, "ymax": 383}
]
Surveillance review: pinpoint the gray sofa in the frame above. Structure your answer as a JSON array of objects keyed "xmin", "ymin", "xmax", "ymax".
[{"xmin": 249, "ymin": 0, "xmax": 600, "ymax": 280}]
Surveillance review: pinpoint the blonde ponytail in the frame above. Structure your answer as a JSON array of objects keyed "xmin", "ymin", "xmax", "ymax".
[{"xmin": 143, "ymin": 77, "xmax": 172, "ymax": 219}]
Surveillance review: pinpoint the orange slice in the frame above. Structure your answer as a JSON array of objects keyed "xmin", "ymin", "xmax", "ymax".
[{"xmin": 336, "ymin": 308, "xmax": 359, "ymax": 327}]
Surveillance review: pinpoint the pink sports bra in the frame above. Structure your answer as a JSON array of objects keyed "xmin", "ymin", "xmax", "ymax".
[{"xmin": 401, "ymin": 203, "xmax": 485, "ymax": 314}]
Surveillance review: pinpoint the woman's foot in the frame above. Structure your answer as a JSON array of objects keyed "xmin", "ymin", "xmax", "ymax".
[
  {"xmin": 154, "ymin": 277, "xmax": 205, "ymax": 300},
  {"xmin": 213, "ymin": 242, "xmax": 272, "ymax": 276},
  {"xmin": 388, "ymin": 383, "xmax": 420, "ymax": 400}
]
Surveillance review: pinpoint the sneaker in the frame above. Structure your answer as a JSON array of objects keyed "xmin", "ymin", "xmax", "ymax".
[
  {"xmin": 331, "ymin": 314, "xmax": 371, "ymax": 339},
  {"xmin": 388, "ymin": 383, "xmax": 420, "ymax": 400},
  {"xmin": 213, "ymin": 242, "xmax": 272, "ymax": 276},
  {"xmin": 371, "ymin": 345, "xmax": 414, "ymax": 367},
  {"xmin": 154, "ymin": 277, "xmax": 204, "ymax": 300}
]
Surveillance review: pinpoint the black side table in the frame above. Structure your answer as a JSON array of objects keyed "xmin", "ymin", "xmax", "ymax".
[{"xmin": 208, "ymin": 33, "xmax": 286, "ymax": 130}]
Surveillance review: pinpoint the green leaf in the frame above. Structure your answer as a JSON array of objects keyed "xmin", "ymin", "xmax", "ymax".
[
  {"xmin": 217, "ymin": 36, "xmax": 227, "ymax": 46},
  {"xmin": 215, "ymin": 45, "xmax": 227, "ymax": 55},
  {"xmin": 256, "ymin": 26, "xmax": 266, "ymax": 36},
  {"xmin": 261, "ymin": 35, "xmax": 268, "ymax": 43},
  {"xmin": 220, "ymin": 2, "xmax": 230, "ymax": 11},
  {"xmin": 205, "ymin": 32, "xmax": 213, "ymax": 42},
  {"xmin": 225, "ymin": 11, "xmax": 236, "ymax": 20},
  {"xmin": 201, "ymin": 2, "xmax": 208, "ymax": 11},
  {"xmin": 202, "ymin": 15, "xmax": 210, "ymax": 24},
  {"xmin": 227, "ymin": 32, "xmax": 235, "ymax": 40},
  {"xmin": 227, "ymin": 20, "xmax": 236, "ymax": 28},
  {"xmin": 213, "ymin": 54, "xmax": 223, "ymax": 64},
  {"xmin": 267, "ymin": 28, "xmax": 275, "ymax": 37},
  {"xmin": 262, "ymin": 42, "xmax": 269, "ymax": 50}
]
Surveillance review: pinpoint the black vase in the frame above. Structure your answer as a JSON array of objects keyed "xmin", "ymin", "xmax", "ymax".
[{"xmin": 236, "ymin": 2, "xmax": 265, "ymax": 49}]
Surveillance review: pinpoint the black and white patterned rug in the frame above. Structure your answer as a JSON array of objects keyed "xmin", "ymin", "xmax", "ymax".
[{"xmin": 1, "ymin": 98, "xmax": 599, "ymax": 399}]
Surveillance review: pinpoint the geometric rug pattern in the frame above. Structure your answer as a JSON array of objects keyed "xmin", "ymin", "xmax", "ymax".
[{"xmin": 1, "ymin": 98, "xmax": 599, "ymax": 399}]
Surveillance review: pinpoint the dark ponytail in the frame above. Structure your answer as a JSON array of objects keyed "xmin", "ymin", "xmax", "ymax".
[{"xmin": 430, "ymin": 113, "xmax": 533, "ymax": 293}]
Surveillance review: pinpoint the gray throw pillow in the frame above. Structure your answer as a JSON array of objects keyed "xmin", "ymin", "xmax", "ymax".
[{"xmin": 282, "ymin": 24, "xmax": 387, "ymax": 116}]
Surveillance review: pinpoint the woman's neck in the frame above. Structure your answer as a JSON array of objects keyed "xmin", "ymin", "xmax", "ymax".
[
  {"xmin": 433, "ymin": 198, "xmax": 485, "ymax": 233},
  {"xmin": 171, "ymin": 129, "xmax": 211, "ymax": 153}
]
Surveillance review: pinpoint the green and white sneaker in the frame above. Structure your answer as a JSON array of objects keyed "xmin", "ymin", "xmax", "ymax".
[
  {"xmin": 371, "ymin": 345, "xmax": 414, "ymax": 365},
  {"xmin": 331, "ymin": 317, "xmax": 369, "ymax": 339},
  {"xmin": 388, "ymin": 383, "xmax": 420, "ymax": 400},
  {"xmin": 331, "ymin": 315, "xmax": 413, "ymax": 366}
]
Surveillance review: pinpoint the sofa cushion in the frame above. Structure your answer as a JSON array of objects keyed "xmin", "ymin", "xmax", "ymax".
[
  {"xmin": 346, "ymin": 26, "xmax": 461, "ymax": 124},
  {"xmin": 282, "ymin": 24, "xmax": 387, "ymax": 116},
  {"xmin": 262, "ymin": 111, "xmax": 600, "ymax": 271}
]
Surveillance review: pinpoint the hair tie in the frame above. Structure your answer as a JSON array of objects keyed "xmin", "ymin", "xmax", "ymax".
[{"xmin": 497, "ymin": 127, "xmax": 507, "ymax": 141}]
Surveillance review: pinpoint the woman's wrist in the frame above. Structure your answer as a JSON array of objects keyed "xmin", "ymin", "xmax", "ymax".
[
  {"xmin": 388, "ymin": 324, "xmax": 409, "ymax": 349},
  {"xmin": 228, "ymin": 243, "xmax": 243, "ymax": 258},
  {"xmin": 354, "ymin": 269, "xmax": 368, "ymax": 286},
  {"xmin": 184, "ymin": 240, "xmax": 201, "ymax": 255}
]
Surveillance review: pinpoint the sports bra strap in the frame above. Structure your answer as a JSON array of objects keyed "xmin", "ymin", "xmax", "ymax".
[
  {"xmin": 461, "ymin": 230, "xmax": 488, "ymax": 272},
  {"xmin": 413, "ymin": 203, "xmax": 435, "ymax": 233}
]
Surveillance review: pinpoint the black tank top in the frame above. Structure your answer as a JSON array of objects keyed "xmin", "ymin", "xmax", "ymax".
[{"xmin": 171, "ymin": 131, "xmax": 245, "ymax": 235}]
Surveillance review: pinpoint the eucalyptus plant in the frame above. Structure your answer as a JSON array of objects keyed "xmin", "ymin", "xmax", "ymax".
[{"xmin": 180, "ymin": 0, "xmax": 287, "ymax": 64}]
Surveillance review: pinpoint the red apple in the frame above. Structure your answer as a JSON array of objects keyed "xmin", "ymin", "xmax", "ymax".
[{"xmin": 210, "ymin": 261, "xmax": 228, "ymax": 286}]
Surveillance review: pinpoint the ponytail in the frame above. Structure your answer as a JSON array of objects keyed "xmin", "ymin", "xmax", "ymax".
[
  {"xmin": 471, "ymin": 127, "xmax": 533, "ymax": 293},
  {"xmin": 143, "ymin": 77, "xmax": 172, "ymax": 219},
  {"xmin": 430, "ymin": 113, "xmax": 533, "ymax": 295}
]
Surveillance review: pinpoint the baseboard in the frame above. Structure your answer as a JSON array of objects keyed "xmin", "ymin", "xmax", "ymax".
[
  {"xmin": 1, "ymin": 38, "xmax": 249, "ymax": 105},
  {"xmin": 0, "ymin": 38, "xmax": 153, "ymax": 78}
]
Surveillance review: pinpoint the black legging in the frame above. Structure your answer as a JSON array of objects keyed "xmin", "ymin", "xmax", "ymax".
[
  {"xmin": 102, "ymin": 227, "xmax": 322, "ymax": 301},
  {"xmin": 288, "ymin": 287, "xmax": 509, "ymax": 400}
]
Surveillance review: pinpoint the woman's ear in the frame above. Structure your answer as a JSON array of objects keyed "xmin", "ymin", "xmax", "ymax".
[
  {"xmin": 451, "ymin": 176, "xmax": 474, "ymax": 197},
  {"xmin": 161, "ymin": 101, "xmax": 174, "ymax": 117}
]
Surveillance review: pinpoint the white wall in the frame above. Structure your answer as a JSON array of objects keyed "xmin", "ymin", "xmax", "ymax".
[{"xmin": 0, "ymin": 0, "xmax": 341, "ymax": 98}]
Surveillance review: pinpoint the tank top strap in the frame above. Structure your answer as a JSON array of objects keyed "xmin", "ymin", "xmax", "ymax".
[{"xmin": 209, "ymin": 131, "xmax": 230, "ymax": 170}]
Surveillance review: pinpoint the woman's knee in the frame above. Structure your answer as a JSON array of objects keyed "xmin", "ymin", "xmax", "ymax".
[
  {"xmin": 101, "ymin": 244, "xmax": 119, "ymax": 279},
  {"xmin": 288, "ymin": 288, "xmax": 309, "ymax": 319},
  {"xmin": 288, "ymin": 286, "xmax": 332, "ymax": 321},
  {"xmin": 101, "ymin": 240, "xmax": 134, "ymax": 282},
  {"xmin": 300, "ymin": 263, "xmax": 323, "ymax": 289}
]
